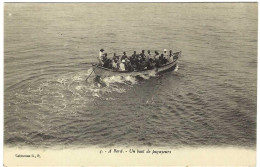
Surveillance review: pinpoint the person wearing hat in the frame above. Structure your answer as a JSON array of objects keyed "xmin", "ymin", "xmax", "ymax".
[
  {"xmin": 98, "ymin": 49, "xmax": 105, "ymax": 65},
  {"xmin": 163, "ymin": 49, "xmax": 168, "ymax": 64}
]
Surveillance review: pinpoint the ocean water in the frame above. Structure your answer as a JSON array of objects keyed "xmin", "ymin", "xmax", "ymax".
[{"xmin": 4, "ymin": 3, "xmax": 257, "ymax": 148}]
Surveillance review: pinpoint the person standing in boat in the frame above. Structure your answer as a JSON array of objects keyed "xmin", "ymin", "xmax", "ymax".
[{"xmin": 98, "ymin": 48, "xmax": 105, "ymax": 65}]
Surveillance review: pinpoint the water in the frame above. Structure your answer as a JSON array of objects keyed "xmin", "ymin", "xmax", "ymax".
[{"xmin": 4, "ymin": 3, "xmax": 257, "ymax": 148}]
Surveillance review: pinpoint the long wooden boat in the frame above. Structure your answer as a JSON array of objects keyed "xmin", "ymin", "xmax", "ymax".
[{"xmin": 92, "ymin": 51, "xmax": 181, "ymax": 78}]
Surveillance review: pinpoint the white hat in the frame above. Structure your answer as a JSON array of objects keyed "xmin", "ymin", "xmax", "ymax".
[{"xmin": 164, "ymin": 49, "xmax": 167, "ymax": 52}]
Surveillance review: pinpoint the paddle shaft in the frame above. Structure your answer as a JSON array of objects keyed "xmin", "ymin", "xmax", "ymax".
[{"xmin": 86, "ymin": 68, "xmax": 95, "ymax": 81}]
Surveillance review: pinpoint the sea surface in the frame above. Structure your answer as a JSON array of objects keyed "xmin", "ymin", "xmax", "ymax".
[{"xmin": 4, "ymin": 3, "xmax": 257, "ymax": 148}]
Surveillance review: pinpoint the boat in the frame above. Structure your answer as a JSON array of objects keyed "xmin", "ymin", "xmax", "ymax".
[{"xmin": 91, "ymin": 51, "xmax": 181, "ymax": 78}]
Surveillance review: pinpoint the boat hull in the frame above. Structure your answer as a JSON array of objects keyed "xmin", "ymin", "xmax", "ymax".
[{"xmin": 92, "ymin": 51, "xmax": 181, "ymax": 78}]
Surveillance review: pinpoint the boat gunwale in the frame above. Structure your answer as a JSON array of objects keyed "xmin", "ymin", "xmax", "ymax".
[{"xmin": 92, "ymin": 51, "xmax": 181, "ymax": 73}]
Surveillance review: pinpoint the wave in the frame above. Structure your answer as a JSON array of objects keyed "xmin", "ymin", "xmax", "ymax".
[{"xmin": 5, "ymin": 67, "xmax": 160, "ymax": 115}]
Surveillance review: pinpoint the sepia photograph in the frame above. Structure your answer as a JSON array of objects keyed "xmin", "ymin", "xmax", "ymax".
[{"xmin": 3, "ymin": 2, "xmax": 257, "ymax": 166}]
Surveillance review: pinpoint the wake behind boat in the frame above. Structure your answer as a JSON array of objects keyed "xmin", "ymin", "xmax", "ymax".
[{"xmin": 92, "ymin": 51, "xmax": 181, "ymax": 78}]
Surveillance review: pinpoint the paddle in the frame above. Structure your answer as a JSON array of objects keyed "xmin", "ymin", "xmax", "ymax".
[{"xmin": 86, "ymin": 67, "xmax": 95, "ymax": 81}]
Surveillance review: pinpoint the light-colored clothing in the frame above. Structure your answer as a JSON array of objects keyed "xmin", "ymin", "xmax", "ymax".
[
  {"xmin": 119, "ymin": 63, "xmax": 126, "ymax": 71},
  {"xmin": 146, "ymin": 53, "xmax": 151, "ymax": 61},
  {"xmin": 154, "ymin": 54, "xmax": 160, "ymax": 60},
  {"xmin": 99, "ymin": 51, "xmax": 104, "ymax": 57},
  {"xmin": 98, "ymin": 51, "xmax": 104, "ymax": 64},
  {"xmin": 168, "ymin": 54, "xmax": 173, "ymax": 62},
  {"xmin": 112, "ymin": 61, "xmax": 117, "ymax": 69},
  {"xmin": 163, "ymin": 51, "xmax": 167, "ymax": 57}
]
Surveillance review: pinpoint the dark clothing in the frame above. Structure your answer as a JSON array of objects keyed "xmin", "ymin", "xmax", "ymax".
[
  {"xmin": 121, "ymin": 55, "xmax": 128, "ymax": 60},
  {"xmin": 126, "ymin": 62, "xmax": 134, "ymax": 71},
  {"xmin": 159, "ymin": 54, "xmax": 167, "ymax": 64},
  {"xmin": 140, "ymin": 53, "xmax": 146, "ymax": 61},
  {"xmin": 104, "ymin": 58, "xmax": 113, "ymax": 69}
]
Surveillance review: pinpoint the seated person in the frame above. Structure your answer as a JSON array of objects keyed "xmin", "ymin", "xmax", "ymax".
[
  {"xmin": 173, "ymin": 52, "xmax": 179, "ymax": 60},
  {"xmin": 113, "ymin": 53, "xmax": 118, "ymax": 61},
  {"xmin": 163, "ymin": 49, "xmax": 167, "ymax": 57},
  {"xmin": 102, "ymin": 53, "xmax": 108, "ymax": 67},
  {"xmin": 119, "ymin": 59, "xmax": 126, "ymax": 71},
  {"xmin": 159, "ymin": 54, "xmax": 167, "ymax": 64},
  {"xmin": 146, "ymin": 59, "xmax": 154, "ymax": 70},
  {"xmin": 121, "ymin": 52, "xmax": 128, "ymax": 60},
  {"xmin": 162, "ymin": 49, "xmax": 168, "ymax": 64},
  {"xmin": 130, "ymin": 51, "xmax": 137, "ymax": 64},
  {"xmin": 112, "ymin": 59, "xmax": 118, "ymax": 70},
  {"xmin": 146, "ymin": 50, "xmax": 151, "ymax": 61},
  {"xmin": 108, "ymin": 59, "xmax": 112, "ymax": 69},
  {"xmin": 132, "ymin": 51, "xmax": 137, "ymax": 59},
  {"xmin": 154, "ymin": 51, "xmax": 161, "ymax": 68},
  {"xmin": 125, "ymin": 58, "xmax": 133, "ymax": 71},
  {"xmin": 140, "ymin": 50, "xmax": 146, "ymax": 61},
  {"xmin": 103, "ymin": 55, "xmax": 112, "ymax": 68},
  {"xmin": 168, "ymin": 50, "xmax": 174, "ymax": 62}
]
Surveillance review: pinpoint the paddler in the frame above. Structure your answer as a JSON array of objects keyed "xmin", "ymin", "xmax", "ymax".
[{"xmin": 98, "ymin": 48, "xmax": 105, "ymax": 65}]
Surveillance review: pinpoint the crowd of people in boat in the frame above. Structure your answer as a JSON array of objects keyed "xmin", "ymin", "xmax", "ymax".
[{"xmin": 98, "ymin": 49, "xmax": 178, "ymax": 71}]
